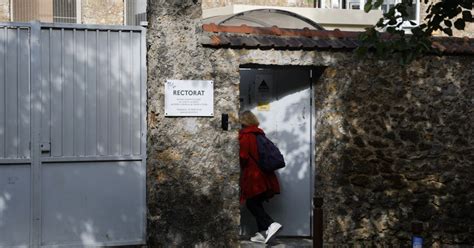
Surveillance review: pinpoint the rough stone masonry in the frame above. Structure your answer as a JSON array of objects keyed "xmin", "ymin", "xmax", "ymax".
[{"xmin": 146, "ymin": 0, "xmax": 474, "ymax": 247}]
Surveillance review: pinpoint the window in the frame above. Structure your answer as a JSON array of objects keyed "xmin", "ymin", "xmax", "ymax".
[
  {"xmin": 348, "ymin": 1, "xmax": 361, "ymax": 10},
  {"xmin": 53, "ymin": 0, "xmax": 77, "ymax": 23},
  {"xmin": 124, "ymin": 0, "xmax": 147, "ymax": 26},
  {"xmin": 11, "ymin": 0, "xmax": 40, "ymax": 22},
  {"xmin": 318, "ymin": 0, "xmax": 365, "ymax": 10},
  {"xmin": 381, "ymin": 0, "xmax": 396, "ymax": 13},
  {"xmin": 317, "ymin": 0, "xmax": 419, "ymax": 26},
  {"xmin": 317, "ymin": 0, "xmax": 418, "ymax": 17},
  {"xmin": 379, "ymin": 0, "xmax": 419, "ymax": 27},
  {"xmin": 381, "ymin": 0, "xmax": 417, "ymax": 21},
  {"xmin": 11, "ymin": 0, "xmax": 80, "ymax": 24}
]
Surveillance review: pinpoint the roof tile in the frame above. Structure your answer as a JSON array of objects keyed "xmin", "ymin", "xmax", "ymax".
[{"xmin": 201, "ymin": 24, "xmax": 474, "ymax": 55}]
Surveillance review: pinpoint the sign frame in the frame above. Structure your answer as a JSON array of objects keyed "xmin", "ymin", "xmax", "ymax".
[{"xmin": 164, "ymin": 80, "xmax": 214, "ymax": 117}]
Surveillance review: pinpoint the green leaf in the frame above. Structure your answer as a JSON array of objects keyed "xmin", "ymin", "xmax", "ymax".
[
  {"xmin": 376, "ymin": 18, "xmax": 385, "ymax": 27},
  {"xmin": 355, "ymin": 46, "xmax": 369, "ymax": 58},
  {"xmin": 386, "ymin": 26, "xmax": 397, "ymax": 33},
  {"xmin": 359, "ymin": 32, "xmax": 369, "ymax": 42},
  {"xmin": 364, "ymin": 2, "xmax": 373, "ymax": 13},
  {"xmin": 375, "ymin": 43, "xmax": 386, "ymax": 57},
  {"xmin": 356, "ymin": 0, "xmax": 471, "ymax": 66},
  {"xmin": 398, "ymin": 7, "xmax": 408, "ymax": 17},
  {"xmin": 454, "ymin": 18, "xmax": 466, "ymax": 30},
  {"xmin": 373, "ymin": 0, "xmax": 383, "ymax": 8}
]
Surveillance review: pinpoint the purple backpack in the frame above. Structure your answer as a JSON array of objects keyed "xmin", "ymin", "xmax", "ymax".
[{"xmin": 254, "ymin": 134, "xmax": 286, "ymax": 172}]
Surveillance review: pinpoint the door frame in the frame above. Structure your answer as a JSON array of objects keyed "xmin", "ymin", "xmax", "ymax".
[{"xmin": 238, "ymin": 64, "xmax": 321, "ymax": 238}]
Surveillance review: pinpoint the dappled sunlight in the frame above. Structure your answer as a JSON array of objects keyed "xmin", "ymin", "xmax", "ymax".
[
  {"xmin": 297, "ymin": 160, "xmax": 309, "ymax": 180},
  {"xmin": 311, "ymin": 57, "xmax": 474, "ymax": 245},
  {"xmin": 0, "ymin": 193, "xmax": 7, "ymax": 222},
  {"xmin": 41, "ymin": 161, "xmax": 145, "ymax": 246},
  {"xmin": 1, "ymin": 23, "xmax": 146, "ymax": 247},
  {"xmin": 80, "ymin": 220, "xmax": 99, "ymax": 245},
  {"xmin": 0, "ymin": 165, "xmax": 31, "ymax": 247},
  {"xmin": 41, "ymin": 27, "xmax": 143, "ymax": 157}
]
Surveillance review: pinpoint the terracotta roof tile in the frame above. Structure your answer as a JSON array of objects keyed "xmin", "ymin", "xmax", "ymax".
[{"xmin": 201, "ymin": 24, "xmax": 474, "ymax": 55}]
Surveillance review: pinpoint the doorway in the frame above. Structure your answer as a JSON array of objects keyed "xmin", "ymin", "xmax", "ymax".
[{"xmin": 239, "ymin": 66, "xmax": 322, "ymax": 237}]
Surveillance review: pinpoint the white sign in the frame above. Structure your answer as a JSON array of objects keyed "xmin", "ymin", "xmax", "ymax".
[{"xmin": 165, "ymin": 80, "xmax": 214, "ymax": 117}]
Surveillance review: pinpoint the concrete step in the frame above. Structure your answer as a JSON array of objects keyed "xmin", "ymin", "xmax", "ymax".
[{"xmin": 241, "ymin": 238, "xmax": 313, "ymax": 248}]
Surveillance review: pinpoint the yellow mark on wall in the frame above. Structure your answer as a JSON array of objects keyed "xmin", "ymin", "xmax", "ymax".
[{"xmin": 257, "ymin": 102, "xmax": 270, "ymax": 111}]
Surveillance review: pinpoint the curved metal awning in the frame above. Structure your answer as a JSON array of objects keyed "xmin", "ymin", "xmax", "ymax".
[{"xmin": 203, "ymin": 9, "xmax": 325, "ymax": 31}]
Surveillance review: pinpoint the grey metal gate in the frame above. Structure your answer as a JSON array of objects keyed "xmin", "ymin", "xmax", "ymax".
[{"xmin": 0, "ymin": 22, "xmax": 147, "ymax": 248}]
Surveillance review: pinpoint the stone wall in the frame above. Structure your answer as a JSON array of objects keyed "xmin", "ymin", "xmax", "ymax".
[
  {"xmin": 0, "ymin": 0, "xmax": 9, "ymax": 22},
  {"xmin": 81, "ymin": 0, "xmax": 124, "ymax": 25},
  {"xmin": 202, "ymin": 0, "xmax": 314, "ymax": 9},
  {"xmin": 146, "ymin": 2, "xmax": 344, "ymax": 247},
  {"xmin": 314, "ymin": 56, "xmax": 474, "ymax": 246},
  {"xmin": 146, "ymin": 1, "xmax": 240, "ymax": 247},
  {"xmin": 147, "ymin": 1, "xmax": 474, "ymax": 247}
]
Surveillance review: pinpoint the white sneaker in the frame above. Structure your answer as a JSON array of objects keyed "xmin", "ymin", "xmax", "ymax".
[
  {"xmin": 250, "ymin": 232, "xmax": 266, "ymax": 243},
  {"xmin": 264, "ymin": 222, "xmax": 282, "ymax": 244}
]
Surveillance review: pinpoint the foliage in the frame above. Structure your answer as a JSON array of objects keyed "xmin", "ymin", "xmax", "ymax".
[{"xmin": 356, "ymin": 0, "xmax": 473, "ymax": 64}]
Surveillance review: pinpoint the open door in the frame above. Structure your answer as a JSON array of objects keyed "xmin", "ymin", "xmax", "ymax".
[{"xmin": 239, "ymin": 66, "xmax": 321, "ymax": 237}]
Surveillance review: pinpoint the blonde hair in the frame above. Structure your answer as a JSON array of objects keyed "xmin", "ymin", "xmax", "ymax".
[{"xmin": 240, "ymin": 111, "xmax": 259, "ymax": 126}]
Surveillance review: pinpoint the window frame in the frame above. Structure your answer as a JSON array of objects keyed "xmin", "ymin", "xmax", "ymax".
[
  {"xmin": 10, "ymin": 0, "xmax": 82, "ymax": 24},
  {"xmin": 318, "ymin": 0, "xmax": 420, "ymax": 28},
  {"xmin": 378, "ymin": 0, "xmax": 420, "ymax": 29},
  {"xmin": 52, "ymin": 0, "xmax": 81, "ymax": 24}
]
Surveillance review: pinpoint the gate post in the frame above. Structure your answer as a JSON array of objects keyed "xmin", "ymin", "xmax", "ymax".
[
  {"xmin": 313, "ymin": 197, "xmax": 324, "ymax": 248},
  {"xmin": 29, "ymin": 21, "xmax": 42, "ymax": 248}
]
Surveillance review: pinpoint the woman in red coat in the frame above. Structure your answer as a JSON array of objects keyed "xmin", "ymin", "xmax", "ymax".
[{"xmin": 239, "ymin": 111, "xmax": 282, "ymax": 244}]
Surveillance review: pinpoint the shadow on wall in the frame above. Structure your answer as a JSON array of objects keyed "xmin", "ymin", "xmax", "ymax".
[
  {"xmin": 314, "ymin": 57, "xmax": 474, "ymax": 246},
  {"xmin": 146, "ymin": 137, "xmax": 239, "ymax": 247},
  {"xmin": 145, "ymin": 59, "xmax": 241, "ymax": 245},
  {"xmin": 0, "ymin": 163, "xmax": 145, "ymax": 247},
  {"xmin": 0, "ymin": 26, "xmax": 146, "ymax": 247}
]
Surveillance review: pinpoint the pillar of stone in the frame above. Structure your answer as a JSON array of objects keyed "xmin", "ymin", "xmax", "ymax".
[{"xmin": 146, "ymin": 1, "xmax": 241, "ymax": 247}]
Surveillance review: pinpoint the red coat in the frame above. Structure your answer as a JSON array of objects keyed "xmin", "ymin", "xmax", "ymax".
[{"xmin": 239, "ymin": 125, "xmax": 280, "ymax": 203}]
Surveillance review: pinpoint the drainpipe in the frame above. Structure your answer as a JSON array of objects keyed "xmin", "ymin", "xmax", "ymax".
[{"xmin": 313, "ymin": 197, "xmax": 324, "ymax": 248}]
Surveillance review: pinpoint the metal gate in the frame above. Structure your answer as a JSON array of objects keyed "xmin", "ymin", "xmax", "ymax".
[{"xmin": 0, "ymin": 22, "xmax": 147, "ymax": 248}]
